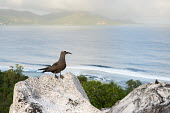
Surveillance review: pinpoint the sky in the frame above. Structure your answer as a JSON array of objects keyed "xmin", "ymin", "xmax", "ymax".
[{"xmin": 0, "ymin": 0, "xmax": 170, "ymax": 23}]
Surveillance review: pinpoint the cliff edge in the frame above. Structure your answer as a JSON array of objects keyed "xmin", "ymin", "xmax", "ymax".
[
  {"xmin": 9, "ymin": 73, "xmax": 101, "ymax": 113},
  {"xmin": 109, "ymin": 82, "xmax": 170, "ymax": 113}
]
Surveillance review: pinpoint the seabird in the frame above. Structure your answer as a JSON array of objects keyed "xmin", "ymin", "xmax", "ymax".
[
  {"xmin": 155, "ymin": 79, "xmax": 159, "ymax": 84},
  {"xmin": 39, "ymin": 51, "xmax": 72, "ymax": 78}
]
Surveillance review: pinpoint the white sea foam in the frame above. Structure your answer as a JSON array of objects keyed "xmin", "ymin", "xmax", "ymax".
[
  {"xmin": 1, "ymin": 65, "xmax": 170, "ymax": 82},
  {"xmin": 67, "ymin": 66, "xmax": 170, "ymax": 81}
]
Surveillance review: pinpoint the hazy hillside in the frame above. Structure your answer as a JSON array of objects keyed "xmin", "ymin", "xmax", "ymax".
[
  {"xmin": 45, "ymin": 12, "xmax": 119, "ymax": 25},
  {"xmin": 0, "ymin": 9, "xmax": 122, "ymax": 25},
  {"xmin": 0, "ymin": 9, "xmax": 42, "ymax": 24}
]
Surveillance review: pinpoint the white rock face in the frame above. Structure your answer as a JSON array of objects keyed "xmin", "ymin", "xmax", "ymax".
[
  {"xmin": 9, "ymin": 73, "xmax": 101, "ymax": 113},
  {"xmin": 109, "ymin": 82, "xmax": 170, "ymax": 113}
]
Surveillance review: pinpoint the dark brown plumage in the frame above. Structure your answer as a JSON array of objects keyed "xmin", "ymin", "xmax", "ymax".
[{"xmin": 39, "ymin": 51, "xmax": 71, "ymax": 78}]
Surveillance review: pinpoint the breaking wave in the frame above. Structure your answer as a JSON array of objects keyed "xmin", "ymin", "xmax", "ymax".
[{"xmin": 67, "ymin": 66, "xmax": 170, "ymax": 81}]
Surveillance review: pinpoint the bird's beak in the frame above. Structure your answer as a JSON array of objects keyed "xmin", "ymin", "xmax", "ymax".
[{"xmin": 66, "ymin": 52, "xmax": 72, "ymax": 54}]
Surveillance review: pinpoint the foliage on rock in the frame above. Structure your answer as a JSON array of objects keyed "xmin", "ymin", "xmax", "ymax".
[{"xmin": 0, "ymin": 64, "xmax": 28, "ymax": 113}]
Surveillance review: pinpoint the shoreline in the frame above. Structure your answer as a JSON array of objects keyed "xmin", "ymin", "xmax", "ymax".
[{"xmin": 1, "ymin": 64, "xmax": 170, "ymax": 87}]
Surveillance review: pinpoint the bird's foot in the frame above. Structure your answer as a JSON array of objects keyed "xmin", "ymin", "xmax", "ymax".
[
  {"xmin": 60, "ymin": 75, "xmax": 64, "ymax": 79},
  {"xmin": 55, "ymin": 75, "xmax": 58, "ymax": 79}
]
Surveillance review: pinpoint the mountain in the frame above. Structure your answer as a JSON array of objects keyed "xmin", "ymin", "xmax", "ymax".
[
  {"xmin": 42, "ymin": 11, "xmax": 120, "ymax": 25},
  {"xmin": 0, "ymin": 9, "xmax": 122, "ymax": 25},
  {"xmin": 0, "ymin": 9, "xmax": 41, "ymax": 24}
]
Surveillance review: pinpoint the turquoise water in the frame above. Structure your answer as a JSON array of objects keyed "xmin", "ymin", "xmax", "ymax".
[{"xmin": 0, "ymin": 25, "xmax": 170, "ymax": 86}]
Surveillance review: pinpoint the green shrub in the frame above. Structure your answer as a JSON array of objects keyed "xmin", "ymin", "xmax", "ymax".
[
  {"xmin": 0, "ymin": 64, "xmax": 28, "ymax": 113},
  {"xmin": 78, "ymin": 76, "xmax": 142, "ymax": 109},
  {"xmin": 125, "ymin": 79, "xmax": 142, "ymax": 94},
  {"xmin": 77, "ymin": 75, "xmax": 87, "ymax": 84},
  {"xmin": 77, "ymin": 76, "xmax": 126, "ymax": 109}
]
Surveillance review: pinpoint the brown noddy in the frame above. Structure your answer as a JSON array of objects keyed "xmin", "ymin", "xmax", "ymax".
[
  {"xmin": 39, "ymin": 51, "xmax": 72, "ymax": 78},
  {"xmin": 155, "ymin": 79, "xmax": 159, "ymax": 84}
]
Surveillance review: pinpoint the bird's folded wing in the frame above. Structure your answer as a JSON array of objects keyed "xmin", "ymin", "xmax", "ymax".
[
  {"xmin": 47, "ymin": 65, "xmax": 58, "ymax": 72},
  {"xmin": 52, "ymin": 62, "xmax": 58, "ymax": 66}
]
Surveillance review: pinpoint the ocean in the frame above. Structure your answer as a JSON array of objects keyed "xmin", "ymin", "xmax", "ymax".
[{"xmin": 0, "ymin": 25, "xmax": 170, "ymax": 86}]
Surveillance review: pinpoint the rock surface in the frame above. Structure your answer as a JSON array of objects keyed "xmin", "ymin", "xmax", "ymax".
[
  {"xmin": 10, "ymin": 72, "xmax": 170, "ymax": 113},
  {"xmin": 9, "ymin": 73, "xmax": 101, "ymax": 113},
  {"xmin": 109, "ymin": 82, "xmax": 170, "ymax": 113}
]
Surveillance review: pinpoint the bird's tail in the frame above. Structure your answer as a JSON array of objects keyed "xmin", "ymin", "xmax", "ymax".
[{"xmin": 38, "ymin": 67, "xmax": 49, "ymax": 73}]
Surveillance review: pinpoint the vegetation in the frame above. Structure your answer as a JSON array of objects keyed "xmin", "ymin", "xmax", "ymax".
[
  {"xmin": 0, "ymin": 64, "xmax": 28, "ymax": 113},
  {"xmin": 125, "ymin": 79, "xmax": 142, "ymax": 94},
  {"xmin": 77, "ymin": 75, "xmax": 142, "ymax": 109}
]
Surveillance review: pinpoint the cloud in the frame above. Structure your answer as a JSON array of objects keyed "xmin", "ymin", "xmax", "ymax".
[{"xmin": 0, "ymin": 0, "xmax": 170, "ymax": 23}]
